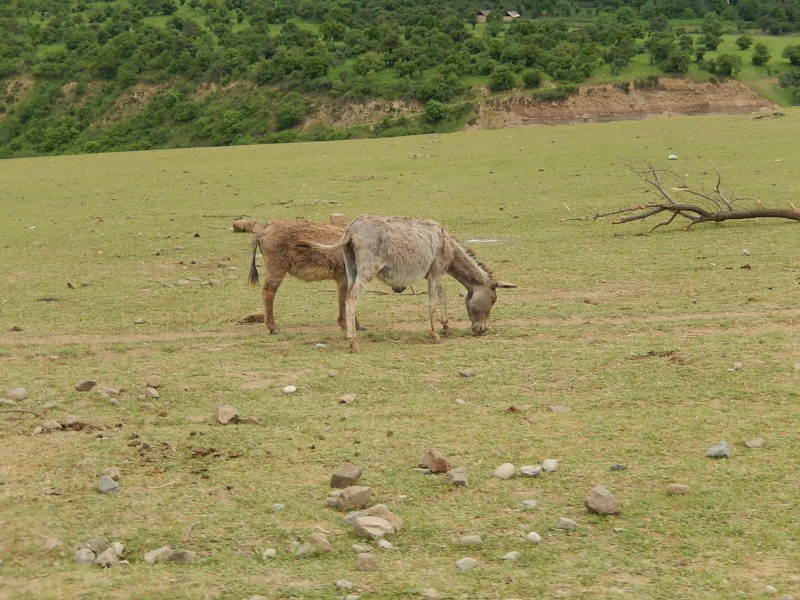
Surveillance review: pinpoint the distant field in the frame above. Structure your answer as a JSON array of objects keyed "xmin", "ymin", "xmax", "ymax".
[{"xmin": 1, "ymin": 110, "xmax": 800, "ymax": 599}]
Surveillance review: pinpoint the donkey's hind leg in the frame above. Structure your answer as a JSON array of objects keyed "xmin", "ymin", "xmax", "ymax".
[{"xmin": 262, "ymin": 270, "xmax": 286, "ymax": 334}]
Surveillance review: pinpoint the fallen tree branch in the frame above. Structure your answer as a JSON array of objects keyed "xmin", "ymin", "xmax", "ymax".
[{"xmin": 567, "ymin": 162, "xmax": 800, "ymax": 231}]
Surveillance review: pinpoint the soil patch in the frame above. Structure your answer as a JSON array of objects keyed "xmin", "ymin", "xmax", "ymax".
[{"xmin": 466, "ymin": 77, "xmax": 777, "ymax": 128}]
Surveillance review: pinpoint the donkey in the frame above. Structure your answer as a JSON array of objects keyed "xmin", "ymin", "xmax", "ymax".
[
  {"xmin": 305, "ymin": 215, "xmax": 516, "ymax": 353},
  {"xmin": 248, "ymin": 218, "xmax": 365, "ymax": 334}
]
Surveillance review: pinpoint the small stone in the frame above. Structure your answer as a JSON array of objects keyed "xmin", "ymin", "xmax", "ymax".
[
  {"xmin": 555, "ymin": 517, "xmax": 577, "ymax": 530},
  {"xmin": 412, "ymin": 467, "xmax": 432, "ymax": 475},
  {"xmin": 336, "ymin": 486, "xmax": 372, "ymax": 511},
  {"xmin": 366, "ymin": 504, "xmax": 403, "ymax": 532},
  {"xmin": 357, "ymin": 552, "xmax": 378, "ymax": 570},
  {"xmin": 134, "ymin": 318, "xmax": 145, "ymax": 324},
  {"xmin": 520, "ymin": 465, "xmax": 542, "ymax": 478},
  {"xmin": 211, "ymin": 404, "xmax": 239, "ymax": 425},
  {"xmin": 42, "ymin": 420, "xmax": 62, "ymax": 431},
  {"xmin": 521, "ymin": 500, "xmax": 539, "ymax": 510},
  {"xmin": 110, "ymin": 542, "xmax": 125, "ymax": 556},
  {"xmin": 454, "ymin": 398, "xmax": 466, "ymax": 405},
  {"xmin": 418, "ymin": 449, "xmax": 451, "ymax": 473},
  {"xmin": 421, "ymin": 589, "xmax": 440, "ymax": 600},
  {"xmin": 585, "ymin": 486, "xmax": 620, "ymax": 515},
  {"xmin": 665, "ymin": 484, "xmax": 691, "ymax": 495},
  {"xmin": 79, "ymin": 538, "xmax": 108, "ymax": 554},
  {"xmin": 458, "ymin": 535, "xmax": 482, "ymax": 546},
  {"xmin": 95, "ymin": 547, "xmax": 120, "ymax": 568},
  {"xmin": 75, "ymin": 380, "xmax": 97, "ymax": 392},
  {"xmin": 43, "ymin": 537, "xmax": 63, "ymax": 551},
  {"xmin": 326, "ymin": 497, "xmax": 339, "ymax": 508},
  {"xmin": 745, "ymin": 438, "xmax": 765, "ymax": 448},
  {"xmin": 352, "ymin": 516, "xmax": 395, "ymax": 539},
  {"xmin": 73, "ymin": 548, "xmax": 96, "ymax": 564},
  {"xmin": 338, "ymin": 393, "xmax": 357, "ymax": 404},
  {"xmin": 501, "ymin": 551, "xmax": 520, "ymax": 561},
  {"xmin": 668, "ymin": 154, "xmax": 678, "ymax": 160},
  {"xmin": 103, "ymin": 467, "xmax": 121, "ymax": 482},
  {"xmin": 706, "ymin": 441, "xmax": 733, "ymax": 459},
  {"xmin": 98, "ymin": 476, "xmax": 118, "ymax": 494},
  {"xmin": 343, "ymin": 510, "xmax": 367, "ymax": 526},
  {"xmin": 493, "ymin": 463, "xmax": 516, "ymax": 479},
  {"xmin": 778, "ymin": 595, "xmax": 794, "ymax": 600},
  {"xmin": 742, "ymin": 249, "xmax": 750, "ymax": 256},
  {"xmin": 351, "ymin": 544, "xmax": 369, "ymax": 554},
  {"xmin": 446, "ymin": 466, "xmax": 468, "ymax": 487},
  {"xmin": 613, "ymin": 527, "xmax": 625, "ymax": 533},
  {"xmin": 32, "ymin": 426, "xmax": 43, "ymax": 435},
  {"xmin": 315, "ymin": 343, "xmax": 326, "ymax": 349},
  {"xmin": 282, "ymin": 385, "xmax": 297, "ymax": 394},
  {"xmin": 308, "ymin": 533, "xmax": 332, "ymax": 552},
  {"xmin": 140, "ymin": 402, "xmax": 155, "ymax": 411},
  {"xmin": 456, "ymin": 557, "xmax": 479, "ymax": 570},
  {"xmin": 294, "ymin": 542, "xmax": 316, "ymax": 557},
  {"xmin": 732, "ymin": 362, "xmax": 743, "ymax": 370},
  {"xmin": 143, "ymin": 546, "xmax": 173, "ymax": 564},
  {"xmin": 526, "ymin": 532, "xmax": 542, "ymax": 544},
  {"xmin": 271, "ymin": 503, "xmax": 286, "ymax": 512},
  {"xmin": 145, "ymin": 375, "xmax": 163, "ymax": 389},
  {"xmin": 765, "ymin": 586, "xmax": 778, "ymax": 595},
  {"xmin": 145, "ymin": 387, "xmax": 160, "ymax": 399},
  {"xmin": 249, "ymin": 596, "xmax": 269, "ymax": 600},
  {"xmin": 542, "ymin": 458, "xmax": 559, "ymax": 472},
  {"xmin": 335, "ymin": 579, "xmax": 353, "ymax": 589},
  {"xmin": 610, "ymin": 464, "xmax": 628, "ymax": 471},
  {"xmin": 458, "ymin": 368, "xmax": 474, "ymax": 378},
  {"xmin": 376, "ymin": 539, "xmax": 393, "ymax": 550},
  {"xmin": 331, "ymin": 462, "xmax": 363, "ymax": 489},
  {"xmin": 261, "ymin": 548, "xmax": 277, "ymax": 559},
  {"xmin": 7, "ymin": 387, "xmax": 27, "ymax": 401},
  {"xmin": 239, "ymin": 416, "xmax": 260, "ymax": 424}
]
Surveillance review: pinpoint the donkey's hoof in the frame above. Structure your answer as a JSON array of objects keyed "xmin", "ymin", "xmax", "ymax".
[{"xmin": 269, "ymin": 329, "xmax": 280, "ymax": 335}]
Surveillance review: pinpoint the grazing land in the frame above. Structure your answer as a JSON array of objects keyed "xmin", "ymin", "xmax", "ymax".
[{"xmin": 1, "ymin": 109, "xmax": 800, "ymax": 599}]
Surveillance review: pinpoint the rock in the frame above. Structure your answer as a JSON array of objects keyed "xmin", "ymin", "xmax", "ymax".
[
  {"xmin": 73, "ymin": 548, "xmax": 96, "ymax": 564},
  {"xmin": 143, "ymin": 546, "xmax": 173, "ymax": 564},
  {"xmin": 308, "ymin": 533, "xmax": 332, "ymax": 552},
  {"xmin": 145, "ymin": 375, "xmax": 163, "ymax": 389},
  {"xmin": 521, "ymin": 500, "xmax": 539, "ymax": 510},
  {"xmin": 418, "ymin": 449, "xmax": 451, "ymax": 473},
  {"xmin": 7, "ymin": 387, "xmax": 27, "ymax": 401},
  {"xmin": 145, "ymin": 387, "xmax": 160, "ymax": 399},
  {"xmin": 331, "ymin": 462, "xmax": 363, "ymax": 489},
  {"xmin": 95, "ymin": 547, "xmax": 120, "ymax": 568},
  {"xmin": 338, "ymin": 394, "xmax": 357, "ymax": 404},
  {"xmin": 98, "ymin": 476, "xmax": 119, "ymax": 494},
  {"xmin": 665, "ymin": 484, "xmax": 691, "ymax": 495},
  {"xmin": 542, "ymin": 458, "xmax": 559, "ymax": 472},
  {"xmin": 351, "ymin": 544, "xmax": 369, "ymax": 553},
  {"xmin": 765, "ymin": 586, "xmax": 777, "ymax": 595},
  {"xmin": 357, "ymin": 552, "xmax": 378, "ymax": 571},
  {"xmin": 43, "ymin": 537, "xmax": 63, "ymax": 551},
  {"xmin": 249, "ymin": 596, "xmax": 269, "ymax": 600},
  {"xmin": 335, "ymin": 486, "xmax": 372, "ymax": 511},
  {"xmin": 555, "ymin": 517, "xmax": 577, "ymax": 530},
  {"xmin": 493, "ymin": 463, "xmax": 516, "ymax": 479},
  {"xmin": 376, "ymin": 539, "xmax": 393, "ymax": 550},
  {"xmin": 585, "ymin": 486, "xmax": 620, "ymax": 515},
  {"xmin": 232, "ymin": 219, "xmax": 261, "ymax": 233},
  {"xmin": 501, "ymin": 551, "xmax": 520, "ymax": 561},
  {"xmin": 330, "ymin": 213, "xmax": 347, "ymax": 226},
  {"xmin": 343, "ymin": 510, "xmax": 367, "ymax": 526},
  {"xmin": 455, "ymin": 557, "xmax": 479, "ymax": 570},
  {"xmin": 75, "ymin": 380, "xmax": 97, "ymax": 392},
  {"xmin": 261, "ymin": 548, "xmax": 277, "ymax": 560},
  {"xmin": 366, "ymin": 504, "xmax": 403, "ymax": 532},
  {"xmin": 458, "ymin": 368, "xmax": 474, "ymax": 378},
  {"xmin": 526, "ymin": 532, "xmax": 542, "ymax": 544},
  {"xmin": 520, "ymin": 465, "xmax": 542, "ymax": 478},
  {"xmin": 134, "ymin": 318, "xmax": 145, "ymax": 324},
  {"xmin": 446, "ymin": 467, "xmax": 468, "ymax": 487},
  {"xmin": 0, "ymin": 399, "xmax": 17, "ymax": 407},
  {"xmin": 706, "ymin": 441, "xmax": 732, "ymax": 458},
  {"xmin": 103, "ymin": 467, "xmax": 121, "ymax": 482},
  {"xmin": 282, "ymin": 385, "xmax": 297, "ymax": 394},
  {"xmin": 352, "ymin": 516, "xmax": 395, "ymax": 539},
  {"xmin": 97, "ymin": 386, "xmax": 119, "ymax": 396},
  {"xmin": 454, "ymin": 398, "xmax": 466, "ymax": 405},
  {"xmin": 745, "ymin": 438, "xmax": 765, "ymax": 448},
  {"xmin": 211, "ymin": 404, "xmax": 239, "ymax": 425},
  {"xmin": 42, "ymin": 420, "xmax": 62, "ymax": 431},
  {"xmin": 421, "ymin": 588, "xmax": 441, "ymax": 600},
  {"xmin": 335, "ymin": 579, "xmax": 353, "ymax": 589},
  {"xmin": 294, "ymin": 542, "xmax": 316, "ymax": 557},
  {"xmin": 110, "ymin": 541, "xmax": 125, "ymax": 556},
  {"xmin": 78, "ymin": 538, "xmax": 108, "ymax": 554},
  {"xmin": 610, "ymin": 464, "xmax": 628, "ymax": 471},
  {"xmin": 458, "ymin": 535, "xmax": 482, "ymax": 546},
  {"xmin": 271, "ymin": 503, "xmax": 286, "ymax": 512}
]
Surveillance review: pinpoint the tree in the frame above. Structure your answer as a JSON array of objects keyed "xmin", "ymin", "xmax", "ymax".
[
  {"xmin": 488, "ymin": 65, "xmax": 517, "ymax": 91},
  {"xmin": 705, "ymin": 53, "xmax": 743, "ymax": 77},
  {"xmin": 275, "ymin": 92, "xmax": 307, "ymax": 130},
  {"xmin": 735, "ymin": 34, "xmax": 753, "ymax": 50},
  {"xmin": 662, "ymin": 47, "xmax": 691, "ymax": 73},
  {"xmin": 522, "ymin": 69, "xmax": 544, "ymax": 88},
  {"xmin": 751, "ymin": 43, "xmax": 771, "ymax": 66},
  {"xmin": 423, "ymin": 99, "xmax": 447, "ymax": 123},
  {"xmin": 783, "ymin": 45, "xmax": 800, "ymax": 66},
  {"xmin": 352, "ymin": 51, "xmax": 384, "ymax": 76},
  {"xmin": 698, "ymin": 33, "xmax": 721, "ymax": 51}
]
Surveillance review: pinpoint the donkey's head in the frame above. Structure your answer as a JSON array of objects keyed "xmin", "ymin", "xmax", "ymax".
[{"xmin": 464, "ymin": 280, "xmax": 517, "ymax": 335}]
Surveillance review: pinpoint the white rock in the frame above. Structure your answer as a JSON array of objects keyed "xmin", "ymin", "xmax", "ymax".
[
  {"xmin": 336, "ymin": 579, "xmax": 353, "ymax": 589},
  {"xmin": 261, "ymin": 548, "xmax": 277, "ymax": 559},
  {"xmin": 765, "ymin": 586, "xmax": 778, "ymax": 595},
  {"xmin": 282, "ymin": 385, "xmax": 297, "ymax": 394},
  {"xmin": 501, "ymin": 551, "xmax": 520, "ymax": 561},
  {"xmin": 493, "ymin": 463, "xmax": 516, "ymax": 479},
  {"xmin": 110, "ymin": 541, "xmax": 125, "ymax": 556},
  {"xmin": 458, "ymin": 535, "xmax": 482, "ymax": 546},
  {"xmin": 520, "ymin": 465, "xmax": 542, "ymax": 477},
  {"xmin": 542, "ymin": 458, "xmax": 559, "ymax": 472},
  {"xmin": 376, "ymin": 539, "xmax": 394, "ymax": 550},
  {"xmin": 526, "ymin": 532, "xmax": 542, "ymax": 543},
  {"xmin": 668, "ymin": 154, "xmax": 678, "ymax": 160},
  {"xmin": 456, "ymin": 557, "xmax": 479, "ymax": 570}
]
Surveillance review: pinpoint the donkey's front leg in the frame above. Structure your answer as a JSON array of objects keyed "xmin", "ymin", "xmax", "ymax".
[
  {"xmin": 436, "ymin": 285, "xmax": 451, "ymax": 338},
  {"xmin": 427, "ymin": 279, "xmax": 442, "ymax": 344}
]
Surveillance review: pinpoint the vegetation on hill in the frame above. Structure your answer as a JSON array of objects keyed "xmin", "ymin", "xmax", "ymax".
[{"xmin": 1, "ymin": 0, "xmax": 800, "ymax": 157}]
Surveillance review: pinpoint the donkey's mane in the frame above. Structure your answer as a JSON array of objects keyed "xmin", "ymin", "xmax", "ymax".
[{"xmin": 459, "ymin": 240, "xmax": 494, "ymax": 277}]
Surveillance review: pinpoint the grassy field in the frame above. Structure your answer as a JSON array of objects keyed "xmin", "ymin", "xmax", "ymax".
[{"xmin": 1, "ymin": 109, "xmax": 800, "ymax": 599}]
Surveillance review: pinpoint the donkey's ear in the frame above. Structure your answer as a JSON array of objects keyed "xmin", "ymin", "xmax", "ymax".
[{"xmin": 494, "ymin": 281, "xmax": 518, "ymax": 289}]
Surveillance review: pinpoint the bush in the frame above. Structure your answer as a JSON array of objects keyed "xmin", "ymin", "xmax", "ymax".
[
  {"xmin": 424, "ymin": 99, "xmax": 448, "ymax": 123},
  {"xmin": 531, "ymin": 84, "xmax": 578, "ymax": 104},
  {"xmin": 751, "ymin": 43, "xmax": 771, "ymax": 66},
  {"xmin": 782, "ymin": 45, "xmax": 800, "ymax": 66},
  {"xmin": 275, "ymin": 92, "xmax": 307, "ymax": 130},
  {"xmin": 488, "ymin": 65, "xmax": 517, "ymax": 91},
  {"xmin": 735, "ymin": 35, "xmax": 753, "ymax": 50},
  {"xmin": 522, "ymin": 70, "xmax": 544, "ymax": 89}
]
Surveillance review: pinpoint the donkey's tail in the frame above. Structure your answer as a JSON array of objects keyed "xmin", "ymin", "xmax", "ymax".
[
  {"xmin": 248, "ymin": 235, "xmax": 261, "ymax": 286},
  {"xmin": 301, "ymin": 230, "xmax": 351, "ymax": 253}
]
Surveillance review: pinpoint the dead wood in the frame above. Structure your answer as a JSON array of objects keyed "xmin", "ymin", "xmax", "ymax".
[{"xmin": 566, "ymin": 162, "xmax": 800, "ymax": 231}]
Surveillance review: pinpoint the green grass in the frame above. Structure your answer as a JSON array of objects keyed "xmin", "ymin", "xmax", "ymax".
[{"xmin": 2, "ymin": 110, "xmax": 800, "ymax": 599}]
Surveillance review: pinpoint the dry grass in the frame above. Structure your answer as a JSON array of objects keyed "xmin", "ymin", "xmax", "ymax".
[{"xmin": 1, "ymin": 109, "xmax": 800, "ymax": 599}]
